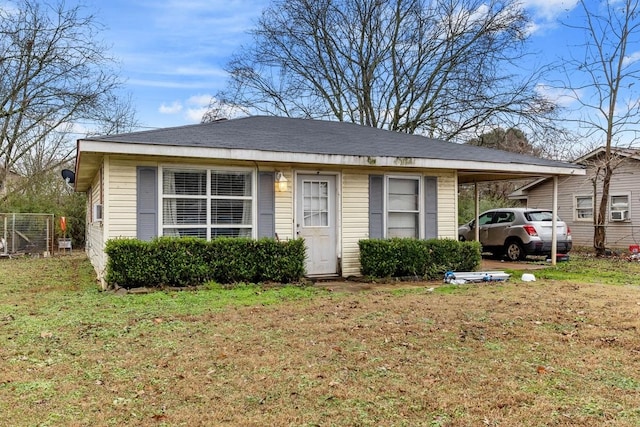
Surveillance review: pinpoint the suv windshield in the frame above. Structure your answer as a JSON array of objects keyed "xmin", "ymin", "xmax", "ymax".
[{"xmin": 525, "ymin": 211, "xmax": 554, "ymax": 221}]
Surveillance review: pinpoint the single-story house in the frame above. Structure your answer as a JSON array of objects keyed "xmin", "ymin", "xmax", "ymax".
[
  {"xmin": 73, "ymin": 116, "xmax": 585, "ymax": 285},
  {"xmin": 510, "ymin": 146, "xmax": 639, "ymax": 249}
]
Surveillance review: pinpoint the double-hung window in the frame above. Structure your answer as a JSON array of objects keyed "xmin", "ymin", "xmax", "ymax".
[
  {"xmin": 575, "ymin": 195, "xmax": 593, "ymax": 221},
  {"xmin": 610, "ymin": 194, "xmax": 630, "ymax": 221},
  {"xmin": 386, "ymin": 176, "xmax": 420, "ymax": 238},
  {"xmin": 162, "ymin": 167, "xmax": 253, "ymax": 238},
  {"xmin": 610, "ymin": 194, "xmax": 630, "ymax": 211}
]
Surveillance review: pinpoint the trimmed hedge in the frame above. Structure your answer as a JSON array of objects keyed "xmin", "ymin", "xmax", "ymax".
[
  {"xmin": 358, "ymin": 238, "xmax": 482, "ymax": 279},
  {"xmin": 104, "ymin": 237, "xmax": 306, "ymax": 288}
]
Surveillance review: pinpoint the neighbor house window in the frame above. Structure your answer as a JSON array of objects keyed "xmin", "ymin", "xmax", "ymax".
[
  {"xmin": 610, "ymin": 194, "xmax": 629, "ymax": 211},
  {"xmin": 575, "ymin": 195, "xmax": 593, "ymax": 221},
  {"xmin": 610, "ymin": 194, "xmax": 630, "ymax": 221},
  {"xmin": 161, "ymin": 167, "xmax": 253, "ymax": 238},
  {"xmin": 386, "ymin": 176, "xmax": 420, "ymax": 238}
]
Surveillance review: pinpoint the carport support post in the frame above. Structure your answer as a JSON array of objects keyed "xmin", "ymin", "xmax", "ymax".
[
  {"xmin": 551, "ymin": 175, "xmax": 558, "ymax": 266},
  {"xmin": 474, "ymin": 182, "xmax": 480, "ymax": 242}
]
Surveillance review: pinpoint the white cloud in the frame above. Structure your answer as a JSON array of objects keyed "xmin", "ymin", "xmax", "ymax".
[
  {"xmin": 536, "ymin": 84, "xmax": 579, "ymax": 107},
  {"xmin": 623, "ymin": 51, "xmax": 640, "ymax": 67},
  {"xmin": 187, "ymin": 94, "xmax": 213, "ymax": 107},
  {"xmin": 157, "ymin": 94, "xmax": 246, "ymax": 123},
  {"xmin": 173, "ymin": 66, "xmax": 228, "ymax": 78},
  {"xmin": 185, "ymin": 107, "xmax": 209, "ymax": 123},
  {"xmin": 159, "ymin": 101, "xmax": 183, "ymax": 114},
  {"xmin": 522, "ymin": 0, "xmax": 579, "ymax": 21},
  {"xmin": 521, "ymin": 0, "xmax": 580, "ymax": 36},
  {"xmin": 184, "ymin": 95, "xmax": 250, "ymax": 122},
  {"xmin": 128, "ymin": 78, "xmax": 218, "ymax": 90},
  {"xmin": 184, "ymin": 94, "xmax": 214, "ymax": 122}
]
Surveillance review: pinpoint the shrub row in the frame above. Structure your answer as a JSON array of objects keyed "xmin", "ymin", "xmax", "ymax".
[
  {"xmin": 358, "ymin": 238, "xmax": 482, "ymax": 279},
  {"xmin": 104, "ymin": 237, "xmax": 306, "ymax": 288}
]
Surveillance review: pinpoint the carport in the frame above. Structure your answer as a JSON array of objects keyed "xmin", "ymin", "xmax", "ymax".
[{"xmin": 458, "ymin": 162, "xmax": 585, "ymax": 265}]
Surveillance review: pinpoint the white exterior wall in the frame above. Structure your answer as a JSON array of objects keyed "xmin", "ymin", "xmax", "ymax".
[{"xmin": 525, "ymin": 158, "xmax": 640, "ymax": 249}]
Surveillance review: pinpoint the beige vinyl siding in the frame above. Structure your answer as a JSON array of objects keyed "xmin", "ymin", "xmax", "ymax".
[
  {"xmin": 85, "ymin": 154, "xmax": 465, "ymax": 282},
  {"xmin": 274, "ymin": 169, "xmax": 294, "ymax": 240},
  {"xmin": 104, "ymin": 158, "xmax": 290, "ymax": 241},
  {"xmin": 435, "ymin": 171, "xmax": 457, "ymax": 239},
  {"xmin": 85, "ymin": 169, "xmax": 107, "ymax": 287},
  {"xmin": 342, "ymin": 171, "xmax": 369, "ymax": 276},
  {"xmin": 525, "ymin": 159, "xmax": 640, "ymax": 248},
  {"xmin": 106, "ymin": 157, "xmax": 144, "ymax": 239},
  {"xmin": 340, "ymin": 169, "xmax": 457, "ymax": 277}
]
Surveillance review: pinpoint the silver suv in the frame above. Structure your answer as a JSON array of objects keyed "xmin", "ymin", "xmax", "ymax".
[{"xmin": 458, "ymin": 208, "xmax": 572, "ymax": 261}]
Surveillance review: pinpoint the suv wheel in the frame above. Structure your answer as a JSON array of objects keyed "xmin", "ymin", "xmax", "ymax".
[{"xmin": 505, "ymin": 240, "xmax": 525, "ymax": 261}]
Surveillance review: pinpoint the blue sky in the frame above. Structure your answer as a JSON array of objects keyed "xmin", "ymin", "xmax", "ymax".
[
  {"xmin": 73, "ymin": 0, "xmax": 586, "ymax": 130},
  {"xmin": 91, "ymin": 0, "xmax": 270, "ymax": 129}
]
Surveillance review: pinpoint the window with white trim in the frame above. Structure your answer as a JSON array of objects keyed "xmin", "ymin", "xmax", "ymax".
[
  {"xmin": 610, "ymin": 194, "xmax": 629, "ymax": 210},
  {"xmin": 386, "ymin": 176, "xmax": 420, "ymax": 238},
  {"xmin": 161, "ymin": 167, "xmax": 253, "ymax": 238},
  {"xmin": 575, "ymin": 195, "xmax": 593, "ymax": 221},
  {"xmin": 610, "ymin": 194, "xmax": 630, "ymax": 221}
]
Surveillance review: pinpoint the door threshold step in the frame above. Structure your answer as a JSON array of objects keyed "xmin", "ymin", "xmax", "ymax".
[{"xmin": 306, "ymin": 275, "xmax": 342, "ymax": 283}]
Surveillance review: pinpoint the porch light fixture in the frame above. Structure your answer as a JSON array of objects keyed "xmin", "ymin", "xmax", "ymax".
[{"xmin": 275, "ymin": 171, "xmax": 288, "ymax": 192}]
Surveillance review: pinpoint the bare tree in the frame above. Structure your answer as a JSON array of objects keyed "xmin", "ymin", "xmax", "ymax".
[
  {"xmin": 561, "ymin": 0, "xmax": 640, "ymax": 256},
  {"xmin": 467, "ymin": 127, "xmax": 542, "ymax": 157},
  {"xmin": 0, "ymin": 0, "xmax": 131, "ymax": 189},
  {"xmin": 201, "ymin": 97, "xmax": 249, "ymax": 123},
  {"xmin": 86, "ymin": 93, "xmax": 140, "ymax": 137},
  {"xmin": 464, "ymin": 127, "xmax": 540, "ymax": 202},
  {"xmin": 214, "ymin": 0, "xmax": 556, "ymax": 141}
]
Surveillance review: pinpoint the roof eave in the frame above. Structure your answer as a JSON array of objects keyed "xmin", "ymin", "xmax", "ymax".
[{"xmin": 74, "ymin": 140, "xmax": 585, "ymax": 190}]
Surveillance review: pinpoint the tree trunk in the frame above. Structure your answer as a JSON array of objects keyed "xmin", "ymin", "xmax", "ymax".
[{"xmin": 594, "ymin": 165, "xmax": 612, "ymax": 256}]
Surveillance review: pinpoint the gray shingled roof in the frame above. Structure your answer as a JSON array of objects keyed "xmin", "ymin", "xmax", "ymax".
[{"xmin": 87, "ymin": 115, "xmax": 574, "ymax": 169}]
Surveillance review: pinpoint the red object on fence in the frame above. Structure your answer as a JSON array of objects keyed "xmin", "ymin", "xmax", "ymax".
[
  {"xmin": 630, "ymin": 244, "xmax": 639, "ymax": 254},
  {"xmin": 60, "ymin": 216, "xmax": 67, "ymax": 232}
]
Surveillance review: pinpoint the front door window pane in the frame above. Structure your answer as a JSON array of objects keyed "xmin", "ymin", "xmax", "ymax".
[{"xmin": 303, "ymin": 180, "xmax": 329, "ymax": 227}]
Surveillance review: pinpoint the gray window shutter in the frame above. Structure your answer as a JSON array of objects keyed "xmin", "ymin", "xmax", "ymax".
[
  {"xmin": 137, "ymin": 167, "xmax": 157, "ymax": 241},
  {"xmin": 257, "ymin": 171, "xmax": 275, "ymax": 238},
  {"xmin": 369, "ymin": 175, "xmax": 384, "ymax": 239},
  {"xmin": 424, "ymin": 176, "xmax": 438, "ymax": 239}
]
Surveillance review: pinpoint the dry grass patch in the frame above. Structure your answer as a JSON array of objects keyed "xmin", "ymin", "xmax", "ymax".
[{"xmin": 1, "ymin": 254, "xmax": 640, "ymax": 426}]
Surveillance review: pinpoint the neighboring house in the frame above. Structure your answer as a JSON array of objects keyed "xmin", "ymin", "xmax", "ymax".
[
  {"xmin": 73, "ymin": 116, "xmax": 584, "ymax": 284},
  {"xmin": 0, "ymin": 166, "xmax": 21, "ymax": 196},
  {"xmin": 510, "ymin": 147, "xmax": 640, "ymax": 249}
]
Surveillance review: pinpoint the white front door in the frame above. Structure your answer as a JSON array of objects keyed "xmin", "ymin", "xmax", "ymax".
[{"xmin": 296, "ymin": 174, "xmax": 337, "ymax": 276}]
